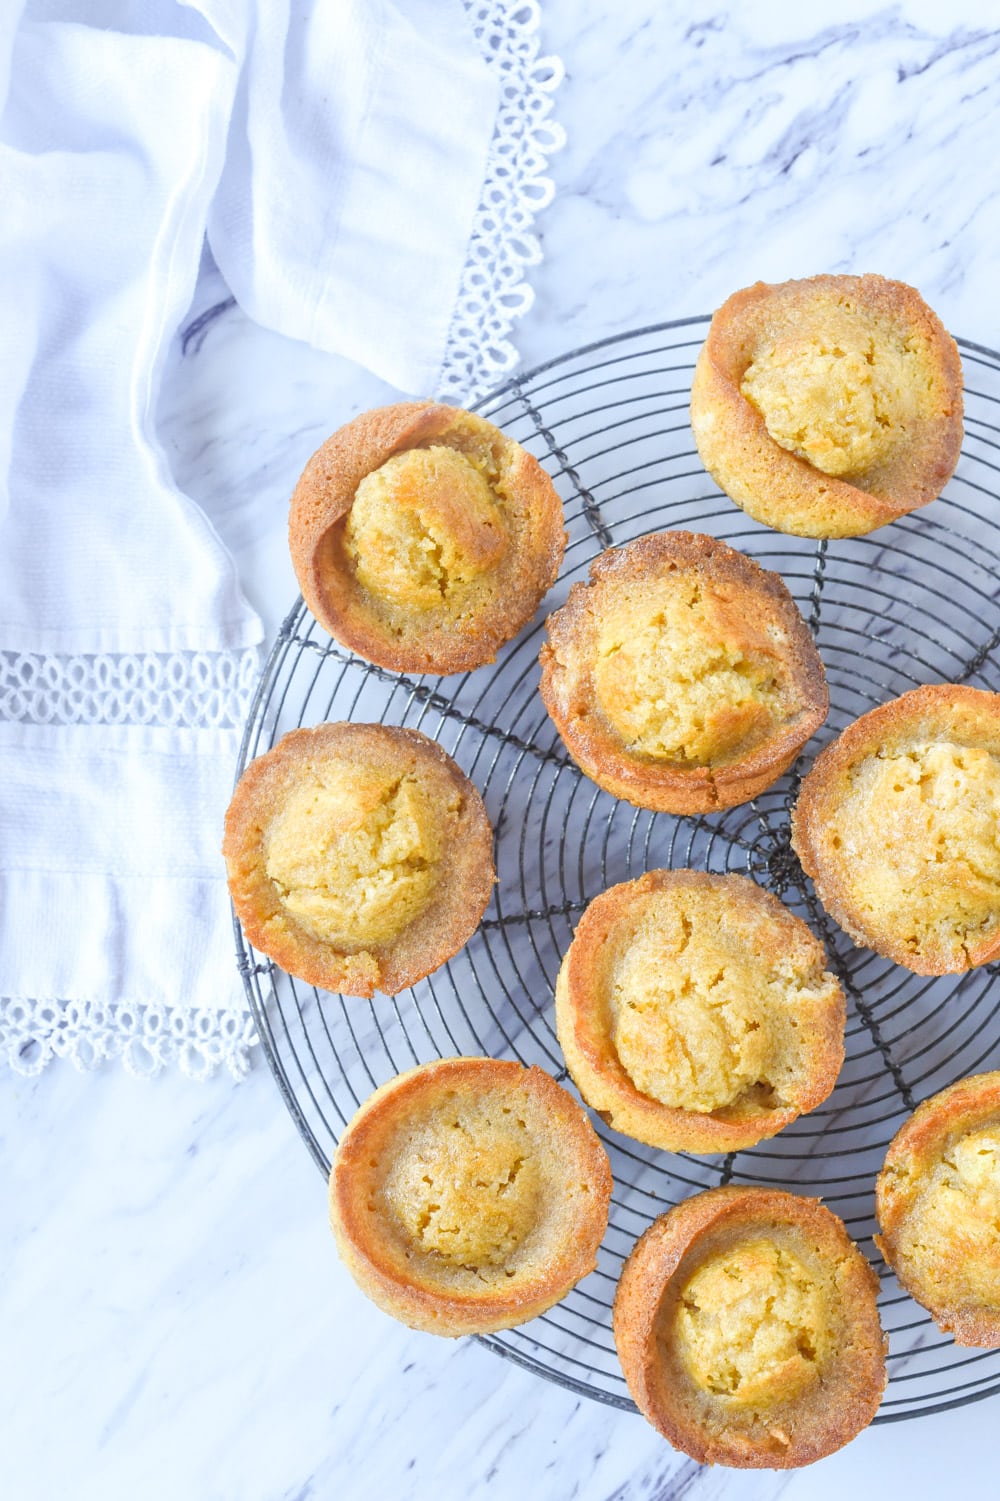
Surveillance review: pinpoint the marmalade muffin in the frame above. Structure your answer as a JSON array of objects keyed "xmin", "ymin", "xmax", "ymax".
[
  {"xmin": 690, "ymin": 274, "xmax": 963, "ymax": 537},
  {"xmin": 288, "ymin": 402, "xmax": 566, "ymax": 674},
  {"xmin": 223, "ymin": 723, "xmax": 494, "ymax": 997},
  {"xmin": 613, "ymin": 1187, "xmax": 887, "ymax": 1468},
  {"xmin": 329, "ymin": 1057, "xmax": 612, "ymax": 1335},
  {"xmin": 539, "ymin": 531, "xmax": 828, "ymax": 813},
  {"xmin": 876, "ymin": 1071, "xmax": 1000, "ymax": 1346},
  {"xmin": 791, "ymin": 684, "xmax": 1000, "ymax": 975},
  {"xmin": 555, "ymin": 871, "xmax": 845, "ymax": 1153}
]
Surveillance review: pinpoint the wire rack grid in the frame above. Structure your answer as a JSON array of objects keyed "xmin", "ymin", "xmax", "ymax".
[{"xmin": 233, "ymin": 318, "xmax": 1000, "ymax": 1422}]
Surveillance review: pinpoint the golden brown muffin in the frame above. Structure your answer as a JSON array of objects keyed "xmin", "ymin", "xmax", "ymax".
[
  {"xmin": 330, "ymin": 1057, "xmax": 613, "ymax": 1335},
  {"xmin": 556, "ymin": 871, "xmax": 845, "ymax": 1153},
  {"xmin": 690, "ymin": 274, "xmax": 963, "ymax": 538},
  {"xmin": 288, "ymin": 402, "xmax": 566, "ymax": 674},
  {"xmin": 792, "ymin": 684, "xmax": 1000, "ymax": 975},
  {"xmin": 614, "ymin": 1186, "xmax": 887, "ymax": 1468},
  {"xmin": 876, "ymin": 1072, "xmax": 1000, "ymax": 1346},
  {"xmin": 223, "ymin": 722, "xmax": 494, "ymax": 997},
  {"xmin": 539, "ymin": 531, "xmax": 828, "ymax": 813}
]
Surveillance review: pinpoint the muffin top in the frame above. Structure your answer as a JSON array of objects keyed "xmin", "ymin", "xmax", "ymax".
[
  {"xmin": 223, "ymin": 722, "xmax": 495, "ymax": 997},
  {"xmin": 289, "ymin": 402, "xmax": 566, "ymax": 675},
  {"xmin": 539, "ymin": 531, "xmax": 828, "ymax": 813},
  {"xmin": 330, "ymin": 1057, "xmax": 612, "ymax": 1336},
  {"xmin": 792, "ymin": 685, "xmax": 1000, "ymax": 974},
  {"xmin": 690, "ymin": 274, "xmax": 963, "ymax": 537},
  {"xmin": 555, "ymin": 870, "xmax": 845, "ymax": 1153},
  {"xmin": 676, "ymin": 1236, "xmax": 830, "ymax": 1409},
  {"xmin": 876, "ymin": 1071, "xmax": 1000, "ymax": 1346},
  {"xmin": 262, "ymin": 757, "xmax": 442, "ymax": 949},
  {"xmin": 613, "ymin": 1187, "xmax": 887, "ymax": 1468}
]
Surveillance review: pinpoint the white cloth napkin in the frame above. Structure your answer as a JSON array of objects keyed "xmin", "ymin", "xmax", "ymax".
[{"xmin": 0, "ymin": 0, "xmax": 557, "ymax": 1077}]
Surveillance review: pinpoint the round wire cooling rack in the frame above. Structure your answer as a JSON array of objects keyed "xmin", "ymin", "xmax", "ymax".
[{"xmin": 233, "ymin": 319, "xmax": 1000, "ymax": 1423}]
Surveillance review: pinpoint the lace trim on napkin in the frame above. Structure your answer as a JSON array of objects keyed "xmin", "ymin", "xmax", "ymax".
[
  {"xmin": 438, "ymin": 0, "xmax": 566, "ymax": 402},
  {"xmin": 0, "ymin": 996, "xmax": 257, "ymax": 1080},
  {"xmin": 1, "ymin": 647, "xmax": 260, "ymax": 728},
  {"xmin": 1, "ymin": 645, "xmax": 261, "ymax": 1080}
]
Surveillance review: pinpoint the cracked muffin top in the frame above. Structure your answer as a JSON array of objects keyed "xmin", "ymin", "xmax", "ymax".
[
  {"xmin": 223, "ymin": 722, "xmax": 494, "ymax": 997},
  {"xmin": 555, "ymin": 869, "xmax": 845, "ymax": 1154},
  {"xmin": 613, "ymin": 1187, "xmax": 887, "ymax": 1468},
  {"xmin": 538, "ymin": 531, "xmax": 828, "ymax": 814},
  {"xmin": 791, "ymin": 684, "xmax": 1000, "ymax": 974},
  {"xmin": 288, "ymin": 402, "xmax": 566, "ymax": 674},
  {"xmin": 329, "ymin": 1057, "xmax": 612, "ymax": 1336},
  {"xmin": 876, "ymin": 1072, "xmax": 1000, "ymax": 1346},
  {"xmin": 690, "ymin": 274, "xmax": 963, "ymax": 537}
]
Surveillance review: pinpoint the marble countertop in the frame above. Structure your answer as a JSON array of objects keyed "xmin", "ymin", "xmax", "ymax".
[{"xmin": 5, "ymin": 3, "xmax": 1000, "ymax": 1498}]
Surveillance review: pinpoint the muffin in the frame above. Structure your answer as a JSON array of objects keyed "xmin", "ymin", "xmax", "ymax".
[
  {"xmin": 613, "ymin": 1186, "xmax": 887, "ymax": 1468},
  {"xmin": 876, "ymin": 1071, "xmax": 1000, "ymax": 1346},
  {"xmin": 555, "ymin": 870, "xmax": 845, "ymax": 1153},
  {"xmin": 223, "ymin": 722, "xmax": 494, "ymax": 997},
  {"xmin": 539, "ymin": 531, "xmax": 828, "ymax": 814},
  {"xmin": 690, "ymin": 274, "xmax": 963, "ymax": 537},
  {"xmin": 792, "ymin": 684, "xmax": 1000, "ymax": 974},
  {"xmin": 330, "ymin": 1057, "xmax": 613, "ymax": 1335},
  {"xmin": 288, "ymin": 402, "xmax": 566, "ymax": 674}
]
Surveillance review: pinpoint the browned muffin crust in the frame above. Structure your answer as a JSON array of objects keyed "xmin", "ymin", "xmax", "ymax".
[
  {"xmin": 792, "ymin": 684, "xmax": 1000, "ymax": 975},
  {"xmin": 555, "ymin": 871, "xmax": 845, "ymax": 1153},
  {"xmin": 330, "ymin": 1057, "xmax": 613, "ymax": 1336},
  {"xmin": 613, "ymin": 1186, "xmax": 887, "ymax": 1468},
  {"xmin": 223, "ymin": 722, "xmax": 495, "ymax": 997},
  {"xmin": 288, "ymin": 402, "xmax": 566, "ymax": 674},
  {"xmin": 690, "ymin": 274, "xmax": 963, "ymax": 538},
  {"xmin": 876, "ymin": 1071, "xmax": 1000, "ymax": 1346},
  {"xmin": 539, "ymin": 531, "xmax": 828, "ymax": 813}
]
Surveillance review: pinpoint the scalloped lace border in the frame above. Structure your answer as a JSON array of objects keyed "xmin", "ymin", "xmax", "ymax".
[
  {"xmin": 1, "ymin": 644, "xmax": 262, "ymax": 1081},
  {"xmin": 0, "ymin": 996, "xmax": 258, "ymax": 1080},
  {"xmin": 437, "ymin": 0, "xmax": 565, "ymax": 402}
]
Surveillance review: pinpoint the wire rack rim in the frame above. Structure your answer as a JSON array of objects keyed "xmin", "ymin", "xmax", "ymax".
[
  {"xmin": 476, "ymin": 315, "xmax": 713, "ymax": 403},
  {"xmin": 471, "ymin": 321, "xmax": 998, "ymax": 414}
]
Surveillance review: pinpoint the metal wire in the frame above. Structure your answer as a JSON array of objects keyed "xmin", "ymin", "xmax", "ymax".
[{"xmin": 232, "ymin": 319, "xmax": 1000, "ymax": 1423}]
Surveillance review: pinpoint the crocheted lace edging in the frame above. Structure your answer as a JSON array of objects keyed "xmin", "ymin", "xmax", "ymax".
[
  {"xmin": 1, "ymin": 645, "xmax": 261, "ymax": 1080},
  {"xmin": 1, "ymin": 647, "xmax": 260, "ymax": 728},
  {"xmin": 438, "ymin": 0, "xmax": 566, "ymax": 403},
  {"xmin": 0, "ymin": 995, "xmax": 257, "ymax": 1080}
]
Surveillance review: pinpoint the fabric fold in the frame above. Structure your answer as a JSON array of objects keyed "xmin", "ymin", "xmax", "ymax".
[{"xmin": 207, "ymin": 0, "xmax": 499, "ymax": 394}]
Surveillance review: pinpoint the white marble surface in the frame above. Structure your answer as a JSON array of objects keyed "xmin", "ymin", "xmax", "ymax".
[{"xmin": 6, "ymin": 2, "xmax": 1000, "ymax": 1498}]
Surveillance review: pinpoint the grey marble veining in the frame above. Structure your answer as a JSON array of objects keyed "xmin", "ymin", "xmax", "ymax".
[
  {"xmin": 5, "ymin": 3, "xmax": 1000, "ymax": 1498},
  {"xmin": 524, "ymin": 4, "xmax": 1000, "ymax": 368}
]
